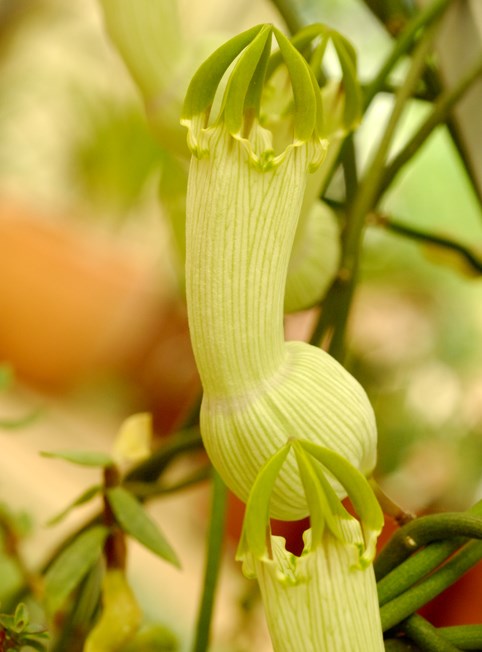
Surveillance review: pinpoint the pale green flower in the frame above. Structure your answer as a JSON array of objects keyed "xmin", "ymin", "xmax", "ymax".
[{"xmin": 182, "ymin": 24, "xmax": 376, "ymax": 520}]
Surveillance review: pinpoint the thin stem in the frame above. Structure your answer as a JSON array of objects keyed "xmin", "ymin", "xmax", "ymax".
[
  {"xmin": 363, "ymin": 0, "xmax": 452, "ymax": 108},
  {"xmin": 377, "ymin": 538, "xmax": 464, "ymax": 606},
  {"xmin": 341, "ymin": 134, "xmax": 359, "ymax": 203},
  {"xmin": 370, "ymin": 478, "xmax": 415, "ymax": 526},
  {"xmin": 372, "ymin": 212, "xmax": 482, "ymax": 274},
  {"xmin": 192, "ymin": 470, "xmax": 228, "ymax": 652},
  {"xmin": 311, "ymin": 29, "xmax": 435, "ymax": 354},
  {"xmin": 401, "ymin": 614, "xmax": 459, "ymax": 652},
  {"xmin": 125, "ymin": 465, "xmax": 211, "ymax": 499},
  {"xmin": 380, "ymin": 539, "xmax": 482, "ymax": 631},
  {"xmin": 375, "ymin": 500, "xmax": 482, "ymax": 580},
  {"xmin": 438, "ymin": 625, "xmax": 482, "ymax": 650},
  {"xmin": 384, "ymin": 640, "xmax": 420, "ymax": 651},
  {"xmin": 379, "ymin": 54, "xmax": 482, "ymax": 196}
]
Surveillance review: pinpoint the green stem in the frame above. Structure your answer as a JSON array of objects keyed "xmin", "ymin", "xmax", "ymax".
[
  {"xmin": 125, "ymin": 465, "xmax": 211, "ymax": 499},
  {"xmin": 192, "ymin": 470, "xmax": 227, "ymax": 652},
  {"xmin": 377, "ymin": 538, "xmax": 464, "ymax": 605},
  {"xmin": 401, "ymin": 614, "xmax": 459, "ymax": 652},
  {"xmin": 373, "ymin": 212, "xmax": 482, "ymax": 274},
  {"xmin": 380, "ymin": 539, "xmax": 482, "ymax": 631},
  {"xmin": 438, "ymin": 625, "xmax": 482, "ymax": 650},
  {"xmin": 311, "ymin": 29, "xmax": 435, "ymax": 354},
  {"xmin": 375, "ymin": 506, "xmax": 482, "ymax": 580},
  {"xmin": 363, "ymin": 0, "xmax": 452, "ymax": 108},
  {"xmin": 379, "ymin": 54, "xmax": 482, "ymax": 196},
  {"xmin": 384, "ymin": 640, "xmax": 419, "ymax": 652}
]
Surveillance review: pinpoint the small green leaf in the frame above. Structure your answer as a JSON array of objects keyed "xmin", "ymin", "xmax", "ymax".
[
  {"xmin": 0, "ymin": 612, "xmax": 15, "ymax": 629},
  {"xmin": 47, "ymin": 485, "xmax": 102, "ymax": 526},
  {"xmin": 0, "ymin": 408, "xmax": 42, "ymax": 430},
  {"xmin": 13, "ymin": 602, "xmax": 28, "ymax": 632},
  {"xmin": 41, "ymin": 450, "xmax": 114, "ymax": 468},
  {"xmin": 21, "ymin": 638, "xmax": 49, "ymax": 652},
  {"xmin": 236, "ymin": 442, "xmax": 291, "ymax": 560},
  {"xmin": 107, "ymin": 487, "xmax": 180, "ymax": 568},
  {"xmin": 44, "ymin": 525, "xmax": 108, "ymax": 615},
  {"xmin": 182, "ymin": 24, "xmax": 264, "ymax": 121}
]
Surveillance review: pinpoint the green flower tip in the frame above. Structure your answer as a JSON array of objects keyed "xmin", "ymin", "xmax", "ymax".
[
  {"xmin": 180, "ymin": 24, "xmax": 328, "ymax": 169},
  {"xmin": 236, "ymin": 439, "xmax": 383, "ymax": 571},
  {"xmin": 181, "ymin": 23, "xmax": 362, "ymax": 166}
]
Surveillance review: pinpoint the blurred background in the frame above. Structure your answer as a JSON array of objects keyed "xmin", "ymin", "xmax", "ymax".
[{"xmin": 0, "ymin": 0, "xmax": 481, "ymax": 649}]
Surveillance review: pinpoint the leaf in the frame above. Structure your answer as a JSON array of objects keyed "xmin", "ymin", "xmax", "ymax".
[
  {"xmin": 44, "ymin": 525, "xmax": 109, "ymax": 615},
  {"xmin": 106, "ymin": 487, "xmax": 180, "ymax": 568},
  {"xmin": 0, "ymin": 407, "xmax": 42, "ymax": 430},
  {"xmin": 13, "ymin": 602, "xmax": 28, "ymax": 632},
  {"xmin": 41, "ymin": 450, "xmax": 114, "ymax": 468},
  {"xmin": 21, "ymin": 638, "xmax": 48, "ymax": 652},
  {"xmin": 47, "ymin": 485, "xmax": 102, "ymax": 526}
]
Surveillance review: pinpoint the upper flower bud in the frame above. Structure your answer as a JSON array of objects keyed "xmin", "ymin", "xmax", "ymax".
[{"xmin": 181, "ymin": 24, "xmax": 327, "ymax": 169}]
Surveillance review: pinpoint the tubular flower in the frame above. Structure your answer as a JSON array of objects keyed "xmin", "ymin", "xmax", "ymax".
[
  {"xmin": 237, "ymin": 440, "xmax": 385, "ymax": 652},
  {"xmin": 182, "ymin": 24, "xmax": 377, "ymax": 520}
]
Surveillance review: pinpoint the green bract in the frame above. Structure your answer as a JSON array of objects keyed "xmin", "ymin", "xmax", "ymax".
[{"xmin": 183, "ymin": 24, "xmax": 377, "ymax": 521}]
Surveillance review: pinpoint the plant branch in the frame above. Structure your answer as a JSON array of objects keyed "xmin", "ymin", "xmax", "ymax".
[
  {"xmin": 378, "ymin": 54, "xmax": 482, "ymax": 196},
  {"xmin": 380, "ymin": 539, "xmax": 482, "ymax": 631},
  {"xmin": 372, "ymin": 212, "xmax": 482, "ymax": 274},
  {"xmin": 363, "ymin": 0, "xmax": 452, "ymax": 109},
  {"xmin": 400, "ymin": 614, "xmax": 459, "ymax": 652},
  {"xmin": 375, "ymin": 500, "xmax": 482, "ymax": 580},
  {"xmin": 310, "ymin": 28, "xmax": 436, "ymax": 356},
  {"xmin": 438, "ymin": 625, "xmax": 482, "ymax": 650}
]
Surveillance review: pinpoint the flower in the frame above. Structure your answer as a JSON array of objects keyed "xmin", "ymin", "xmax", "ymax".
[{"xmin": 182, "ymin": 24, "xmax": 377, "ymax": 520}]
